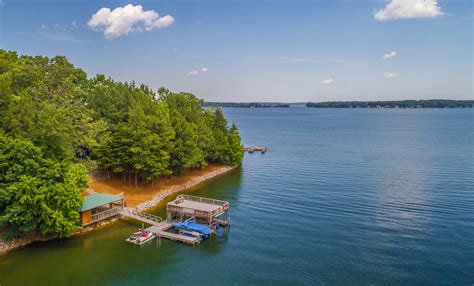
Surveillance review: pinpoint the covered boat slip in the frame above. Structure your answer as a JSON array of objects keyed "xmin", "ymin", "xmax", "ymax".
[
  {"xmin": 172, "ymin": 221, "xmax": 212, "ymax": 236},
  {"xmin": 166, "ymin": 195, "xmax": 230, "ymax": 227}
]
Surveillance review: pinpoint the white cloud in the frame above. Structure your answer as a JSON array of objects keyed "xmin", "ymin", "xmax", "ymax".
[
  {"xmin": 321, "ymin": 79, "xmax": 335, "ymax": 85},
  {"xmin": 375, "ymin": 0, "xmax": 444, "ymax": 21},
  {"xmin": 383, "ymin": 51, "xmax": 397, "ymax": 59},
  {"xmin": 88, "ymin": 4, "xmax": 174, "ymax": 39},
  {"xmin": 0, "ymin": 0, "xmax": 3, "ymax": 7},
  {"xmin": 72, "ymin": 21, "xmax": 77, "ymax": 28},
  {"xmin": 188, "ymin": 67, "xmax": 208, "ymax": 76},
  {"xmin": 384, "ymin": 72, "xmax": 398, "ymax": 78}
]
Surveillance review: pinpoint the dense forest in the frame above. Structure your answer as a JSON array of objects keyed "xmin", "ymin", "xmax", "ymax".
[
  {"xmin": 306, "ymin": 100, "xmax": 473, "ymax": 108},
  {"xmin": 0, "ymin": 50, "xmax": 243, "ymax": 239},
  {"xmin": 204, "ymin": 102, "xmax": 290, "ymax": 108}
]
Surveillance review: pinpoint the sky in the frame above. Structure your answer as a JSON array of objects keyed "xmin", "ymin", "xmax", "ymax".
[{"xmin": 0, "ymin": 0, "xmax": 472, "ymax": 102}]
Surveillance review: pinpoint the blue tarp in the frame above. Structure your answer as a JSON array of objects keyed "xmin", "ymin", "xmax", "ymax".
[{"xmin": 172, "ymin": 221, "xmax": 212, "ymax": 236}]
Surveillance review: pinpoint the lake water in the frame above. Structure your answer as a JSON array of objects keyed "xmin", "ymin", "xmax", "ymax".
[{"xmin": 0, "ymin": 108, "xmax": 473, "ymax": 285}]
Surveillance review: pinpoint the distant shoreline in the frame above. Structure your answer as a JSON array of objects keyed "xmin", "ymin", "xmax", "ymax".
[
  {"xmin": 204, "ymin": 102, "xmax": 290, "ymax": 108},
  {"xmin": 205, "ymin": 99, "xmax": 473, "ymax": 109},
  {"xmin": 306, "ymin": 100, "xmax": 473, "ymax": 109}
]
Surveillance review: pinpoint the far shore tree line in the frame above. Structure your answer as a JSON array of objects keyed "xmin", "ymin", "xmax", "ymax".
[
  {"xmin": 306, "ymin": 100, "xmax": 473, "ymax": 109},
  {"xmin": 0, "ymin": 49, "xmax": 243, "ymax": 239}
]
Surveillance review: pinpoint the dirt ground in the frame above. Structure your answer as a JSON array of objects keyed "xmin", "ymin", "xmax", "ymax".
[{"xmin": 89, "ymin": 164, "xmax": 231, "ymax": 207}]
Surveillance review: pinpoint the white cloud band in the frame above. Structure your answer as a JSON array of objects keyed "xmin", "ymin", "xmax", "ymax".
[
  {"xmin": 322, "ymin": 79, "xmax": 335, "ymax": 85},
  {"xmin": 88, "ymin": 4, "xmax": 174, "ymax": 39},
  {"xmin": 375, "ymin": 0, "xmax": 444, "ymax": 21},
  {"xmin": 383, "ymin": 51, "xmax": 397, "ymax": 59},
  {"xmin": 384, "ymin": 72, "xmax": 398, "ymax": 78}
]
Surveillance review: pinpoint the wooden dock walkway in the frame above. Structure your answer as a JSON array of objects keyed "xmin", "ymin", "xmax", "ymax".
[
  {"xmin": 121, "ymin": 207, "xmax": 162, "ymax": 226},
  {"xmin": 121, "ymin": 208, "xmax": 201, "ymax": 245},
  {"xmin": 147, "ymin": 222, "xmax": 200, "ymax": 246}
]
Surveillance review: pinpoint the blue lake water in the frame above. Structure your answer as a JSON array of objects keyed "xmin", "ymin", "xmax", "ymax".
[{"xmin": 0, "ymin": 108, "xmax": 473, "ymax": 285}]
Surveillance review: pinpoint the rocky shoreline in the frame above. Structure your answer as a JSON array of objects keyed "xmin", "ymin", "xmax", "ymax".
[
  {"xmin": 0, "ymin": 232, "xmax": 49, "ymax": 255},
  {"xmin": 135, "ymin": 165, "xmax": 236, "ymax": 211},
  {"xmin": 0, "ymin": 165, "xmax": 236, "ymax": 256}
]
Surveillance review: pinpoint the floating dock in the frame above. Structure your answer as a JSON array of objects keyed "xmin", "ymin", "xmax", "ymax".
[
  {"xmin": 121, "ymin": 195, "xmax": 230, "ymax": 246},
  {"xmin": 244, "ymin": 146, "xmax": 267, "ymax": 153}
]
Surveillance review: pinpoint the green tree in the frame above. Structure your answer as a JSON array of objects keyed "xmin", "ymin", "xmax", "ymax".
[
  {"xmin": 169, "ymin": 110, "xmax": 204, "ymax": 176},
  {"xmin": 1, "ymin": 48, "xmax": 243, "ymax": 191},
  {"xmin": 0, "ymin": 137, "xmax": 87, "ymax": 239},
  {"xmin": 227, "ymin": 124, "xmax": 244, "ymax": 165}
]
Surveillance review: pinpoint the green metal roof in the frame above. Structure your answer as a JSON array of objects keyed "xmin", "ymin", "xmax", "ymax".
[{"xmin": 79, "ymin": 193, "xmax": 123, "ymax": 212}]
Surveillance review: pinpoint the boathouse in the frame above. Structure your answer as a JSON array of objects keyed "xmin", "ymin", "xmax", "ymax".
[
  {"xmin": 79, "ymin": 193, "xmax": 125, "ymax": 226},
  {"xmin": 121, "ymin": 195, "xmax": 230, "ymax": 246},
  {"xmin": 166, "ymin": 195, "xmax": 230, "ymax": 227}
]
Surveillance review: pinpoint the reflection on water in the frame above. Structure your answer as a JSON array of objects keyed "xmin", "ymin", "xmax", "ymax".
[{"xmin": 1, "ymin": 109, "xmax": 473, "ymax": 285}]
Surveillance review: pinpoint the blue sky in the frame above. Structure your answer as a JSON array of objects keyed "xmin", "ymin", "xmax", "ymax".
[{"xmin": 0, "ymin": 0, "xmax": 472, "ymax": 102}]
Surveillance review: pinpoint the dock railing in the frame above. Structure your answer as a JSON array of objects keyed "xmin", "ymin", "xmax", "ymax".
[
  {"xmin": 121, "ymin": 207, "xmax": 162, "ymax": 224},
  {"xmin": 175, "ymin": 195, "xmax": 229, "ymax": 209},
  {"xmin": 169, "ymin": 195, "xmax": 229, "ymax": 219},
  {"xmin": 91, "ymin": 206, "xmax": 123, "ymax": 223}
]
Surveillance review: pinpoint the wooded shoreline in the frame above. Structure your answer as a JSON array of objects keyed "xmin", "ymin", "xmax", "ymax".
[
  {"xmin": 0, "ymin": 50, "xmax": 244, "ymax": 241},
  {"xmin": 0, "ymin": 164, "xmax": 236, "ymax": 256}
]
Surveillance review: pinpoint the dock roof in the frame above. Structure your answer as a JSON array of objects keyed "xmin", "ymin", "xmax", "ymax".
[
  {"xmin": 169, "ymin": 200, "xmax": 221, "ymax": 212},
  {"xmin": 167, "ymin": 195, "xmax": 229, "ymax": 214},
  {"xmin": 80, "ymin": 193, "xmax": 123, "ymax": 212}
]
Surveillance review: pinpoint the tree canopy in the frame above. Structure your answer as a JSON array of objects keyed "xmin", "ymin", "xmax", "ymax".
[{"xmin": 0, "ymin": 136, "xmax": 86, "ymax": 239}]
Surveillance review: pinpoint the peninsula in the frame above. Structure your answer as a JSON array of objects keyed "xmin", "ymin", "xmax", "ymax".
[{"xmin": 0, "ymin": 50, "xmax": 244, "ymax": 253}]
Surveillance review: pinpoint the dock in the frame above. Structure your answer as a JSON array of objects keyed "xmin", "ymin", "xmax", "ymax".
[
  {"xmin": 120, "ymin": 195, "xmax": 230, "ymax": 246},
  {"xmin": 166, "ymin": 194, "xmax": 230, "ymax": 227},
  {"xmin": 244, "ymin": 146, "xmax": 267, "ymax": 153},
  {"xmin": 147, "ymin": 222, "xmax": 200, "ymax": 246}
]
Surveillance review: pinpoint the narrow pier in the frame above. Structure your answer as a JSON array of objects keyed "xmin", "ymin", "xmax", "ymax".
[
  {"xmin": 244, "ymin": 146, "xmax": 267, "ymax": 153},
  {"xmin": 121, "ymin": 207, "xmax": 162, "ymax": 226},
  {"xmin": 121, "ymin": 195, "xmax": 230, "ymax": 246}
]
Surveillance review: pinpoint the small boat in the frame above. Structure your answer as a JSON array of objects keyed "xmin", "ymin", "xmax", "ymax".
[
  {"xmin": 136, "ymin": 231, "xmax": 155, "ymax": 244},
  {"xmin": 127, "ymin": 231, "xmax": 142, "ymax": 242},
  {"xmin": 126, "ymin": 229, "xmax": 155, "ymax": 245},
  {"xmin": 172, "ymin": 221, "xmax": 212, "ymax": 240}
]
